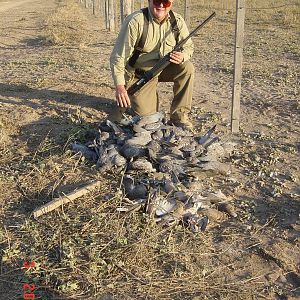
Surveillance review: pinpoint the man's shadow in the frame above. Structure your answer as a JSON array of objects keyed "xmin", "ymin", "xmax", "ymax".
[
  {"xmin": 0, "ymin": 82, "xmax": 116, "ymax": 150},
  {"xmin": 0, "ymin": 82, "xmax": 115, "ymax": 116}
]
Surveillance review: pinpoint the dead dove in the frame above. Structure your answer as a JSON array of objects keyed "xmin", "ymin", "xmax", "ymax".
[
  {"xmin": 130, "ymin": 158, "xmax": 156, "ymax": 173},
  {"xmin": 121, "ymin": 144, "xmax": 147, "ymax": 159},
  {"xmin": 71, "ymin": 143, "xmax": 98, "ymax": 162},
  {"xmin": 126, "ymin": 132, "xmax": 153, "ymax": 146},
  {"xmin": 106, "ymin": 119, "xmax": 124, "ymax": 134},
  {"xmin": 161, "ymin": 179, "xmax": 176, "ymax": 194},
  {"xmin": 136, "ymin": 112, "xmax": 164, "ymax": 127},
  {"xmin": 155, "ymin": 198, "xmax": 177, "ymax": 217},
  {"xmin": 123, "ymin": 176, "xmax": 148, "ymax": 199},
  {"xmin": 198, "ymin": 125, "xmax": 216, "ymax": 145}
]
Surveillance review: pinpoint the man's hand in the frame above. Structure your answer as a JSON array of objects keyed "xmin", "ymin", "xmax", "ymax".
[
  {"xmin": 115, "ymin": 85, "xmax": 131, "ymax": 108},
  {"xmin": 169, "ymin": 51, "xmax": 184, "ymax": 64}
]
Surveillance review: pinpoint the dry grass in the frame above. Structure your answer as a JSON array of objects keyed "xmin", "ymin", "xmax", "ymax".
[
  {"xmin": 189, "ymin": 0, "xmax": 299, "ymax": 26},
  {"xmin": 0, "ymin": 182, "xmax": 267, "ymax": 299},
  {"xmin": 0, "ymin": 0, "xmax": 299, "ymax": 299},
  {"xmin": 0, "ymin": 117, "xmax": 12, "ymax": 147},
  {"xmin": 44, "ymin": 0, "xmax": 90, "ymax": 45}
]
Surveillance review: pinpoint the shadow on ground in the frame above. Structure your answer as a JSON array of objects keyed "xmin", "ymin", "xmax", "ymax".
[{"xmin": 0, "ymin": 82, "xmax": 115, "ymax": 115}]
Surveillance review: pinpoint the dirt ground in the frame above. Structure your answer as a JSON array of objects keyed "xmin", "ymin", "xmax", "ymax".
[{"xmin": 0, "ymin": 0, "xmax": 299, "ymax": 299}]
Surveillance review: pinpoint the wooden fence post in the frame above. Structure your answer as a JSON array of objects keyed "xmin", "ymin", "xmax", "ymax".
[
  {"xmin": 120, "ymin": 0, "xmax": 124, "ymax": 23},
  {"xmin": 105, "ymin": 0, "xmax": 109, "ymax": 28},
  {"xmin": 100, "ymin": 0, "xmax": 105, "ymax": 16},
  {"xmin": 114, "ymin": 0, "xmax": 118, "ymax": 29},
  {"xmin": 125, "ymin": 0, "xmax": 132, "ymax": 17},
  {"xmin": 92, "ymin": 0, "xmax": 96, "ymax": 14},
  {"xmin": 184, "ymin": 0, "xmax": 190, "ymax": 27},
  {"xmin": 108, "ymin": 0, "xmax": 115, "ymax": 31},
  {"xmin": 120, "ymin": 0, "xmax": 132, "ymax": 23},
  {"xmin": 231, "ymin": 0, "xmax": 245, "ymax": 133}
]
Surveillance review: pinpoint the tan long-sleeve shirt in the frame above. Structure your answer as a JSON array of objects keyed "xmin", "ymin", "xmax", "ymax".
[{"xmin": 110, "ymin": 8, "xmax": 194, "ymax": 86}]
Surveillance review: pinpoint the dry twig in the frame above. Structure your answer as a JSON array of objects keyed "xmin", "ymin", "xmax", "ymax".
[{"xmin": 33, "ymin": 181, "xmax": 101, "ymax": 218}]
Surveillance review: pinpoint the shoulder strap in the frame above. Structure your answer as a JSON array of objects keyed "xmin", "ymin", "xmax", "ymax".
[
  {"xmin": 128, "ymin": 9, "xmax": 179, "ymax": 68},
  {"xmin": 128, "ymin": 8, "xmax": 149, "ymax": 68},
  {"xmin": 169, "ymin": 10, "xmax": 180, "ymax": 44}
]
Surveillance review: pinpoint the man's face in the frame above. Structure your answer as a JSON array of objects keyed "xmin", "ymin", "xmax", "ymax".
[{"xmin": 148, "ymin": 0, "xmax": 173, "ymax": 22}]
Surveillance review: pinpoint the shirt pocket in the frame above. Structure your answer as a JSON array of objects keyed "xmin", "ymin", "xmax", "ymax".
[{"xmin": 163, "ymin": 39, "xmax": 176, "ymax": 56}]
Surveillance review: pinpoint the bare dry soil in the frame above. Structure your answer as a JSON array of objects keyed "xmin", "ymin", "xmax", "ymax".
[{"xmin": 0, "ymin": 0, "xmax": 299, "ymax": 299}]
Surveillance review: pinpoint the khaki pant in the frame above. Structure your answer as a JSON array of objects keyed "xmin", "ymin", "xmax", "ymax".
[{"xmin": 111, "ymin": 61, "xmax": 195, "ymax": 121}]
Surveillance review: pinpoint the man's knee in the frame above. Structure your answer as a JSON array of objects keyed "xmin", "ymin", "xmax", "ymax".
[
  {"xmin": 159, "ymin": 61, "xmax": 194, "ymax": 82},
  {"xmin": 171, "ymin": 61, "xmax": 195, "ymax": 80},
  {"xmin": 181, "ymin": 61, "xmax": 195, "ymax": 76}
]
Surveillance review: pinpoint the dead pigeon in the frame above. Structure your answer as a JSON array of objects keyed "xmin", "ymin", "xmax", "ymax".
[
  {"xmin": 121, "ymin": 144, "xmax": 147, "ymax": 159},
  {"xmin": 147, "ymin": 140, "xmax": 162, "ymax": 161},
  {"xmin": 159, "ymin": 160, "xmax": 185, "ymax": 176},
  {"xmin": 198, "ymin": 125, "xmax": 217, "ymax": 145},
  {"xmin": 123, "ymin": 176, "xmax": 148, "ymax": 200},
  {"xmin": 201, "ymin": 141, "xmax": 237, "ymax": 161},
  {"xmin": 144, "ymin": 122, "xmax": 162, "ymax": 131},
  {"xmin": 111, "ymin": 152, "xmax": 127, "ymax": 167},
  {"xmin": 123, "ymin": 175, "xmax": 135, "ymax": 193},
  {"xmin": 173, "ymin": 191, "xmax": 188, "ymax": 202},
  {"xmin": 151, "ymin": 129, "xmax": 164, "ymax": 141},
  {"xmin": 106, "ymin": 119, "xmax": 124, "ymax": 134},
  {"xmin": 71, "ymin": 143, "xmax": 98, "ymax": 162},
  {"xmin": 135, "ymin": 112, "xmax": 164, "ymax": 127},
  {"xmin": 96, "ymin": 145, "xmax": 126, "ymax": 171},
  {"xmin": 126, "ymin": 132, "xmax": 153, "ymax": 146},
  {"xmin": 161, "ymin": 179, "xmax": 176, "ymax": 194},
  {"xmin": 130, "ymin": 158, "xmax": 156, "ymax": 173},
  {"xmin": 155, "ymin": 198, "xmax": 177, "ymax": 217},
  {"xmin": 205, "ymin": 190, "xmax": 233, "ymax": 203}
]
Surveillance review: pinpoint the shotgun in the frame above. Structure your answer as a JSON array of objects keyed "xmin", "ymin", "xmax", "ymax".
[{"xmin": 127, "ymin": 12, "xmax": 216, "ymax": 96}]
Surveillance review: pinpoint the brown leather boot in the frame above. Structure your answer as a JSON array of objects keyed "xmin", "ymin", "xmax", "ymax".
[{"xmin": 170, "ymin": 111, "xmax": 193, "ymax": 130}]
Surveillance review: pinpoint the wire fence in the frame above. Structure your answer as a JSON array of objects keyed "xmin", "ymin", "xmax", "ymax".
[
  {"xmin": 77, "ymin": 0, "xmax": 196, "ymax": 31},
  {"xmin": 76, "ymin": 0, "xmax": 299, "ymax": 133},
  {"xmin": 77, "ymin": 0, "xmax": 299, "ymax": 32}
]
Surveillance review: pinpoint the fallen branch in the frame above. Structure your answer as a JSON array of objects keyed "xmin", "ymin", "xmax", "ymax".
[{"xmin": 33, "ymin": 181, "xmax": 101, "ymax": 218}]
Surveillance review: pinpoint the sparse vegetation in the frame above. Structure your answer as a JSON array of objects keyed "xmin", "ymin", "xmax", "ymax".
[
  {"xmin": 0, "ymin": 0, "xmax": 299, "ymax": 299},
  {"xmin": 44, "ymin": 0, "xmax": 90, "ymax": 45}
]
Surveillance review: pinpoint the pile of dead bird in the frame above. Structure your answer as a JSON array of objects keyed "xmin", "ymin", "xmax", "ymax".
[{"xmin": 71, "ymin": 112, "xmax": 238, "ymax": 233}]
